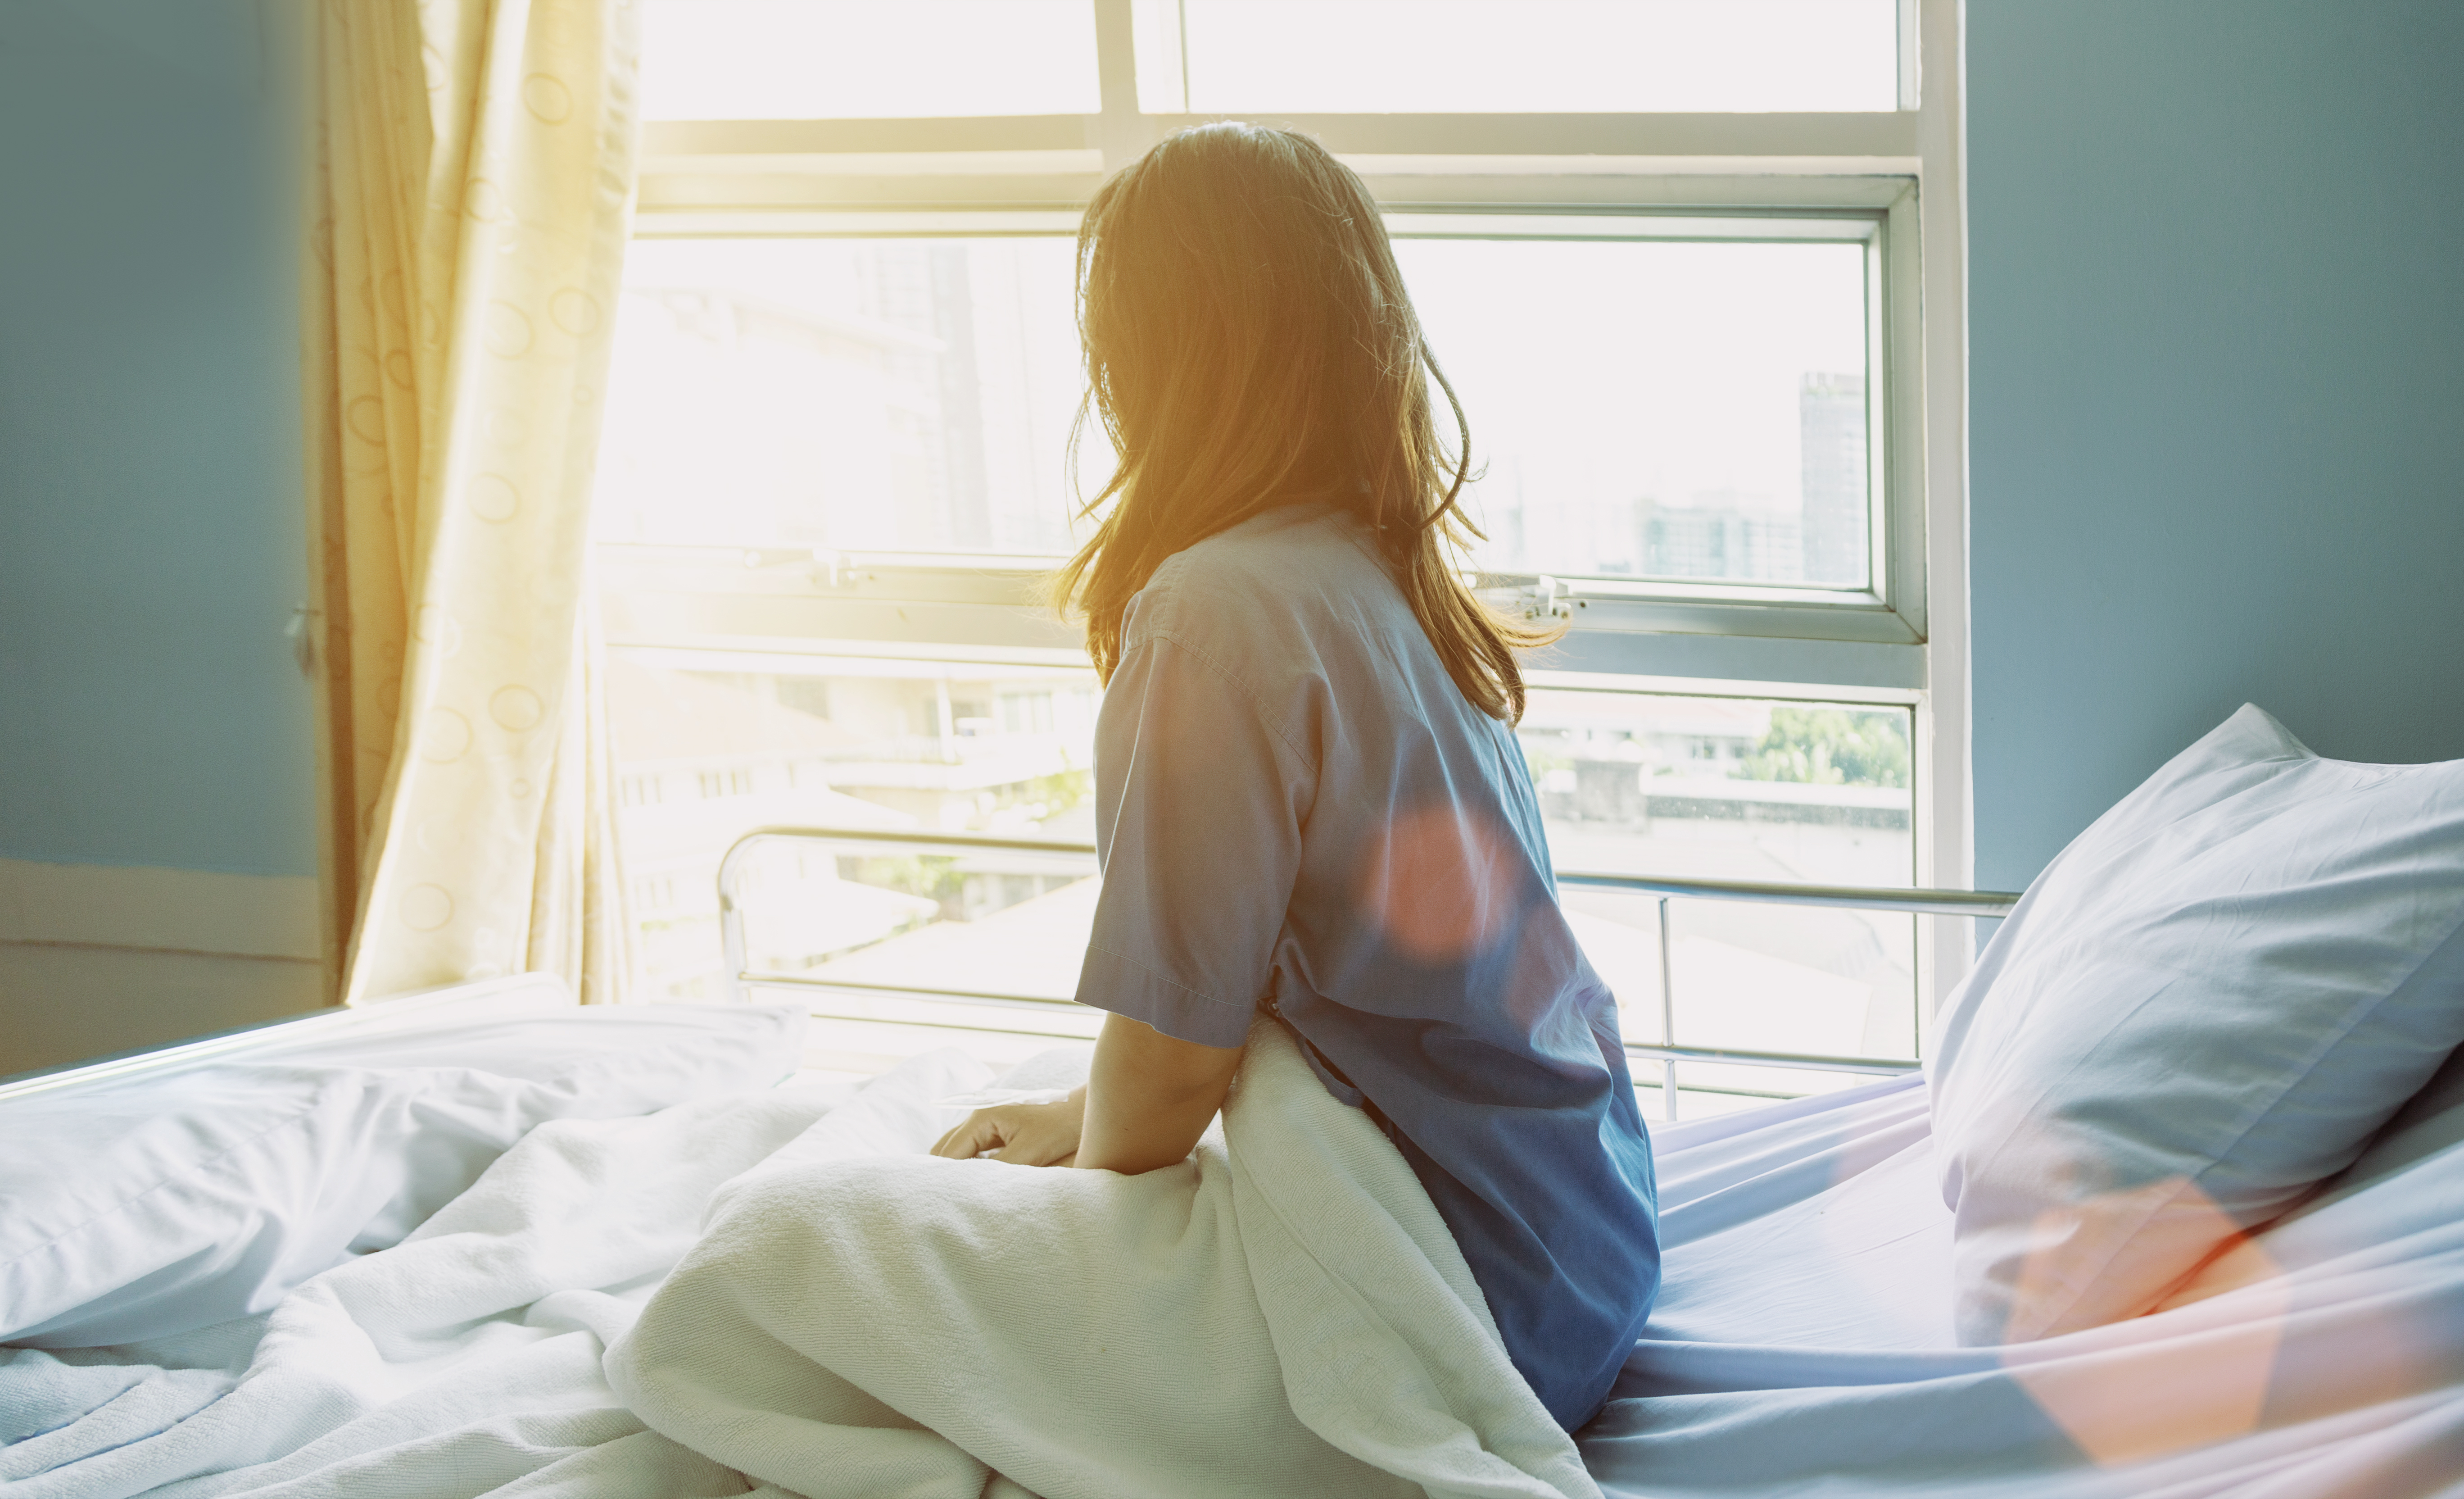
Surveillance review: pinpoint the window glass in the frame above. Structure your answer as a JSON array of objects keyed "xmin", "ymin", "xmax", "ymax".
[
  {"xmin": 641, "ymin": 0, "xmax": 1102, "ymax": 121},
  {"xmin": 607, "ymin": 650, "xmax": 1102, "ymax": 1005},
  {"xmin": 601, "ymin": 645, "xmax": 1919, "ymax": 1096},
  {"xmin": 1517, "ymin": 688, "xmax": 1917, "ymax": 1115},
  {"xmin": 1178, "ymin": 0, "xmax": 1899, "ymax": 114},
  {"xmin": 1397, "ymin": 235, "xmax": 1874, "ymax": 589},
  {"xmin": 599, "ymin": 232, "xmax": 1873, "ymax": 589},
  {"xmin": 598, "ymin": 238, "xmax": 1091, "ymax": 555}
]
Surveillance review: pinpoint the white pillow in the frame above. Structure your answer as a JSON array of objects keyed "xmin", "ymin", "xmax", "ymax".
[
  {"xmin": 0, "ymin": 1001, "xmax": 807, "ymax": 1348},
  {"xmin": 1930, "ymin": 704, "xmax": 2464, "ymax": 1345}
]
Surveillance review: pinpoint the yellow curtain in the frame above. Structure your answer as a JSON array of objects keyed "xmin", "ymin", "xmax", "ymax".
[{"xmin": 299, "ymin": 0, "xmax": 642, "ymax": 1005}]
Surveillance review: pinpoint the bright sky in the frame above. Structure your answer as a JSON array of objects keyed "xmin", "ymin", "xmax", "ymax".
[
  {"xmin": 641, "ymin": 0, "xmax": 1898, "ymax": 121},
  {"xmin": 1183, "ymin": 0, "xmax": 1898, "ymax": 114},
  {"xmin": 603, "ymin": 232, "xmax": 1868, "ymax": 576},
  {"xmin": 1395, "ymin": 236, "xmax": 1869, "ymax": 554},
  {"xmin": 641, "ymin": 0, "xmax": 1101, "ymax": 119}
]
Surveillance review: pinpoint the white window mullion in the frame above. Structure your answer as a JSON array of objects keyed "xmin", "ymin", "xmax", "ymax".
[
  {"xmin": 1912, "ymin": 0, "xmax": 1974, "ymax": 1009},
  {"xmin": 1128, "ymin": 0, "xmax": 1191, "ymax": 114},
  {"xmin": 642, "ymin": 111, "xmax": 1920, "ymax": 174},
  {"xmin": 1089, "ymin": 0, "xmax": 1159, "ymax": 174},
  {"xmin": 1897, "ymin": 0, "xmax": 1924, "ymax": 112}
]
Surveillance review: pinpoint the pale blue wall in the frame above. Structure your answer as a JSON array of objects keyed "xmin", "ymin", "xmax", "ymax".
[
  {"xmin": 0, "ymin": 0, "xmax": 315, "ymax": 877},
  {"xmin": 1968, "ymin": 0, "xmax": 2464, "ymax": 893}
]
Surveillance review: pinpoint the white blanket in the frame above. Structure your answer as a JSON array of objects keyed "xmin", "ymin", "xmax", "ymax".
[
  {"xmin": 607, "ymin": 1020, "xmax": 1596, "ymax": 1499},
  {"xmin": 4, "ymin": 1027, "xmax": 1590, "ymax": 1499},
  {"xmin": 0, "ymin": 1072, "xmax": 900, "ymax": 1499}
]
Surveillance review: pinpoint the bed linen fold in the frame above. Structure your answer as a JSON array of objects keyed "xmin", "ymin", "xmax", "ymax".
[
  {"xmin": 0, "ymin": 1072, "xmax": 891, "ymax": 1499},
  {"xmin": 605, "ymin": 1018, "xmax": 1599, "ymax": 1499}
]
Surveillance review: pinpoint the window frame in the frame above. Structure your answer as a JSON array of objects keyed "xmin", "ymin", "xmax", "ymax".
[{"xmin": 616, "ymin": 0, "xmax": 1974, "ymax": 1003}]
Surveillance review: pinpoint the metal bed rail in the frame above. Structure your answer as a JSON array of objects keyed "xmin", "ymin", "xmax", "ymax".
[{"xmin": 717, "ymin": 824, "xmax": 2020, "ymax": 1106}]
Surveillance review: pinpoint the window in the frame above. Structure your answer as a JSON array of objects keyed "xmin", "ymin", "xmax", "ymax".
[
  {"xmin": 598, "ymin": 238, "xmax": 1084, "ymax": 556},
  {"xmin": 1160, "ymin": 0, "xmax": 1900, "ymax": 114},
  {"xmin": 1395, "ymin": 224, "xmax": 1880, "ymax": 594},
  {"xmin": 610, "ymin": 0, "xmax": 1970, "ymax": 1113},
  {"xmin": 601, "ymin": 646, "xmax": 1101, "ymax": 1004},
  {"xmin": 1519, "ymin": 684, "xmax": 1920, "ymax": 1110},
  {"xmin": 642, "ymin": 1, "xmax": 1102, "ymax": 120}
]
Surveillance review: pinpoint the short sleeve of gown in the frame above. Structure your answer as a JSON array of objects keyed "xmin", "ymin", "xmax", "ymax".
[{"xmin": 1074, "ymin": 634, "xmax": 1312, "ymax": 1048}]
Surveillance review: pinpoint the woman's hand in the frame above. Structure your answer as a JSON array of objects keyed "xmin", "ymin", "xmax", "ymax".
[{"xmin": 929, "ymin": 1087, "xmax": 1086, "ymax": 1167}]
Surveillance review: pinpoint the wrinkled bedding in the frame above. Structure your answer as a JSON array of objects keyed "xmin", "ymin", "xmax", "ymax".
[
  {"xmin": 1, "ymin": 1071, "xmax": 871, "ymax": 1499},
  {"xmin": 9, "ymin": 1052, "xmax": 2464, "ymax": 1497}
]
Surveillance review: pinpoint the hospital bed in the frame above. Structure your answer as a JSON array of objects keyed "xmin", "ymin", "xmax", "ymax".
[{"xmin": 6, "ymin": 826, "xmax": 2461, "ymax": 1498}]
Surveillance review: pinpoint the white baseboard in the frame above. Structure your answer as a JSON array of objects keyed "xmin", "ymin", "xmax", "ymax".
[{"xmin": 0, "ymin": 858, "xmax": 321, "ymax": 962}]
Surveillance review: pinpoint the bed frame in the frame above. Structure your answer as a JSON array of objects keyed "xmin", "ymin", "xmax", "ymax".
[
  {"xmin": 716, "ymin": 825, "xmax": 2021, "ymax": 1102},
  {"xmin": 1, "ymin": 831, "xmax": 2017, "ymax": 1111}
]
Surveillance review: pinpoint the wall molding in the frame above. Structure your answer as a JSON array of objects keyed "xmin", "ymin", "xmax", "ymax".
[{"xmin": 0, "ymin": 858, "xmax": 320, "ymax": 963}]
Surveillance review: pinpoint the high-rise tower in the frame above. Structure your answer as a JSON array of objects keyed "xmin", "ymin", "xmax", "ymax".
[{"xmin": 1799, "ymin": 372, "xmax": 1868, "ymax": 587}]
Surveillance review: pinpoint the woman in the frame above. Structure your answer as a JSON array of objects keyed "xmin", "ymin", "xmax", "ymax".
[{"xmin": 932, "ymin": 122, "xmax": 1658, "ymax": 1431}]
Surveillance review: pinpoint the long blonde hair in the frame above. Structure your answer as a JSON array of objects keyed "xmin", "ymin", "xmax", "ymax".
[{"xmin": 1053, "ymin": 122, "xmax": 1554, "ymax": 722}]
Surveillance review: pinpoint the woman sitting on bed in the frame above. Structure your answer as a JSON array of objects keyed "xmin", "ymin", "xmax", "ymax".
[{"xmin": 931, "ymin": 122, "xmax": 1660, "ymax": 1431}]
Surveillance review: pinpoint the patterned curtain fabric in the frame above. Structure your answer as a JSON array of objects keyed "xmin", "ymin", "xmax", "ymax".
[{"xmin": 299, "ymin": 0, "xmax": 642, "ymax": 1005}]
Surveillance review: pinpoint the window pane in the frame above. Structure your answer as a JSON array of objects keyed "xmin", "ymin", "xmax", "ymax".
[
  {"xmin": 598, "ymin": 232, "xmax": 1870, "ymax": 587},
  {"xmin": 597, "ymin": 237, "xmax": 1091, "ymax": 555},
  {"xmin": 608, "ymin": 650, "xmax": 1103, "ymax": 1007},
  {"xmin": 1398, "ymin": 235, "xmax": 1873, "ymax": 588},
  {"xmin": 1521, "ymin": 690, "xmax": 1917, "ymax": 1082},
  {"xmin": 641, "ymin": 0, "xmax": 1101, "ymax": 120},
  {"xmin": 606, "ymin": 649, "xmax": 1922, "ymax": 1093},
  {"xmin": 1180, "ymin": 0, "xmax": 1899, "ymax": 114}
]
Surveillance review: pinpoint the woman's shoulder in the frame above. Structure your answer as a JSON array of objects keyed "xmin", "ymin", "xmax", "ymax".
[{"xmin": 1130, "ymin": 505, "xmax": 1386, "ymax": 654}]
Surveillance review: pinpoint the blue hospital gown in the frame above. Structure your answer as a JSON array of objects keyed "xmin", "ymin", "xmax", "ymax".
[{"xmin": 1072, "ymin": 503, "xmax": 1660, "ymax": 1429}]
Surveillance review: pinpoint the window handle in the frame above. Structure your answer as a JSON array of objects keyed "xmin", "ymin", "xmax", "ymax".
[{"xmin": 1520, "ymin": 576, "xmax": 1581, "ymax": 622}]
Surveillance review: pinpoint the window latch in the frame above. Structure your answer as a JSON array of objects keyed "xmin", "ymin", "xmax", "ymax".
[
  {"xmin": 809, "ymin": 549, "xmax": 874, "ymax": 591},
  {"xmin": 1521, "ymin": 575, "xmax": 1581, "ymax": 622}
]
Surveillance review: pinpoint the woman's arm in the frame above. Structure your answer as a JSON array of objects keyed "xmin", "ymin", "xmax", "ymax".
[
  {"xmin": 930, "ymin": 634, "xmax": 1290, "ymax": 1172},
  {"xmin": 1076, "ymin": 1012, "xmax": 1245, "ymax": 1174},
  {"xmin": 927, "ymin": 1012, "xmax": 1245, "ymax": 1172}
]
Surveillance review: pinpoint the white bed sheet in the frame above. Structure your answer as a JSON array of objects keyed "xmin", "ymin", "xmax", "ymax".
[
  {"xmin": 9, "ymin": 1049, "xmax": 2464, "ymax": 1498},
  {"xmin": 1586, "ymin": 1072, "xmax": 2464, "ymax": 1499},
  {"xmin": 0, "ymin": 1069, "xmax": 901, "ymax": 1499},
  {"xmin": 0, "ymin": 999, "xmax": 808, "ymax": 1350},
  {"xmin": 1643, "ymin": 1075, "xmax": 1953, "ymax": 1354}
]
